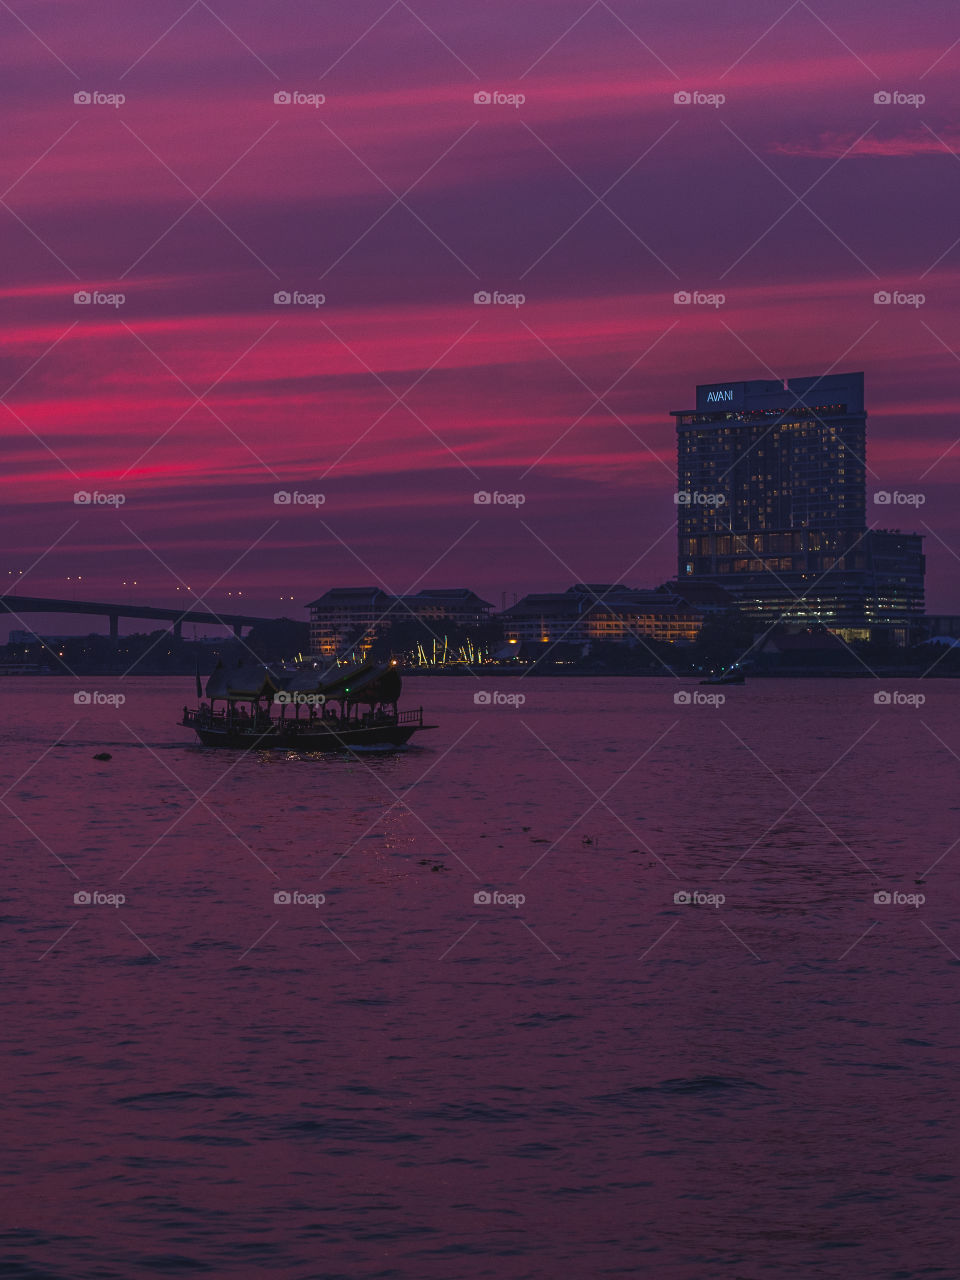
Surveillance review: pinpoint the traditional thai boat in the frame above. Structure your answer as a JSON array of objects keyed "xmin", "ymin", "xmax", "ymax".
[{"xmin": 180, "ymin": 658, "xmax": 433, "ymax": 751}]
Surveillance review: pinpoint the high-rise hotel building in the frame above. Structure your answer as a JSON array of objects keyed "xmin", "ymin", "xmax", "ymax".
[{"xmin": 671, "ymin": 373, "xmax": 924, "ymax": 642}]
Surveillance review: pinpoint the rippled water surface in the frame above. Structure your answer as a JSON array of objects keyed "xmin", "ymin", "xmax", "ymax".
[{"xmin": 2, "ymin": 675, "xmax": 959, "ymax": 1278}]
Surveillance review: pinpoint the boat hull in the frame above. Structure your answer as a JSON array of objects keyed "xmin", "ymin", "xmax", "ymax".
[{"xmin": 185, "ymin": 719, "xmax": 431, "ymax": 751}]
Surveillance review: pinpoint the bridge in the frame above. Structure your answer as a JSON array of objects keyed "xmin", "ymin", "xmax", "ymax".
[{"xmin": 0, "ymin": 595, "xmax": 279, "ymax": 642}]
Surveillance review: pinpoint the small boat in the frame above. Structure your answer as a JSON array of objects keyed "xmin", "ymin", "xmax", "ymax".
[
  {"xmin": 181, "ymin": 658, "xmax": 435, "ymax": 751},
  {"xmin": 699, "ymin": 666, "xmax": 746, "ymax": 686}
]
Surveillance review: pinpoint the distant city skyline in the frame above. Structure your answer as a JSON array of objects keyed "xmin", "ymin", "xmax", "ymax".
[
  {"xmin": 3, "ymin": 366, "xmax": 944, "ymax": 642},
  {"xmin": 3, "ymin": 1, "xmax": 960, "ymax": 616}
]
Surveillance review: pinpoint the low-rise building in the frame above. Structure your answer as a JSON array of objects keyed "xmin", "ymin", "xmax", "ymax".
[
  {"xmin": 500, "ymin": 584, "xmax": 704, "ymax": 647},
  {"xmin": 308, "ymin": 587, "xmax": 493, "ymax": 657}
]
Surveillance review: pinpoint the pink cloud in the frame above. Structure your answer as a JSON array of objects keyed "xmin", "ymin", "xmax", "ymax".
[{"xmin": 772, "ymin": 130, "xmax": 960, "ymax": 158}]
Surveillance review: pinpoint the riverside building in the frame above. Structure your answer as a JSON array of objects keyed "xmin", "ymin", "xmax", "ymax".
[{"xmin": 671, "ymin": 373, "xmax": 924, "ymax": 643}]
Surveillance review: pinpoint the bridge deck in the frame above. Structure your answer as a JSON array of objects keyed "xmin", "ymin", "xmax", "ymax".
[{"xmin": 0, "ymin": 595, "xmax": 274, "ymax": 628}]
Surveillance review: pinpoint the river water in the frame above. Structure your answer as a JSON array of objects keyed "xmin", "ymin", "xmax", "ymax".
[{"xmin": 1, "ymin": 675, "xmax": 957, "ymax": 1278}]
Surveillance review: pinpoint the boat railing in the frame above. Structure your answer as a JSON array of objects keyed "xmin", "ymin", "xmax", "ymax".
[
  {"xmin": 183, "ymin": 707, "xmax": 232, "ymax": 726},
  {"xmin": 397, "ymin": 707, "xmax": 423, "ymax": 726}
]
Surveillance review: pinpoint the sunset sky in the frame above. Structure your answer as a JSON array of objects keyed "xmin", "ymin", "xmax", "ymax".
[{"xmin": 3, "ymin": 0, "xmax": 960, "ymax": 624}]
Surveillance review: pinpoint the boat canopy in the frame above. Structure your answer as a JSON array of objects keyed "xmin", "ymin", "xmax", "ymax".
[
  {"xmin": 312, "ymin": 661, "xmax": 363, "ymax": 696},
  {"xmin": 202, "ymin": 658, "xmax": 401, "ymax": 704},
  {"xmin": 276, "ymin": 666, "xmax": 330, "ymax": 694},
  {"xmin": 205, "ymin": 662, "xmax": 280, "ymax": 701},
  {"xmin": 337, "ymin": 662, "xmax": 403, "ymax": 705}
]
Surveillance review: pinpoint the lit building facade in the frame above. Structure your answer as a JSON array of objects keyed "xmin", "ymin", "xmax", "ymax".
[
  {"xmin": 672, "ymin": 373, "xmax": 924, "ymax": 640},
  {"xmin": 864, "ymin": 529, "xmax": 925, "ymax": 638},
  {"xmin": 308, "ymin": 588, "xmax": 493, "ymax": 657},
  {"xmin": 501, "ymin": 584, "xmax": 703, "ymax": 646}
]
